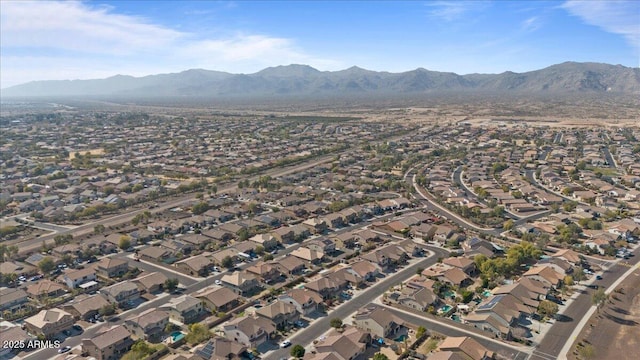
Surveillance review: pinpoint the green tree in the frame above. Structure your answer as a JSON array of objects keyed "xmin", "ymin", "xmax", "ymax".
[
  {"xmin": 373, "ymin": 353, "xmax": 389, "ymax": 360},
  {"xmin": 330, "ymin": 318, "xmax": 343, "ymax": 328},
  {"xmin": 164, "ymin": 278, "xmax": 179, "ymax": 292},
  {"xmin": 119, "ymin": 235, "xmax": 132, "ymax": 250},
  {"xmin": 221, "ymin": 256, "xmax": 234, "ymax": 269},
  {"xmin": 416, "ymin": 326, "xmax": 427, "ymax": 339},
  {"xmin": 290, "ymin": 345, "xmax": 305, "ymax": 358},
  {"xmin": 192, "ymin": 202, "xmax": 210, "ymax": 215},
  {"xmin": 99, "ymin": 304, "xmax": 116, "ymax": 316},
  {"xmin": 254, "ymin": 245, "xmax": 265, "ymax": 256},
  {"xmin": 93, "ymin": 224, "xmax": 105, "ymax": 234},
  {"xmin": 537, "ymin": 300, "xmax": 559, "ymax": 318},
  {"xmin": 185, "ymin": 323, "xmax": 211, "ymax": 345},
  {"xmin": 592, "ymin": 288, "xmax": 608, "ymax": 313},
  {"xmin": 503, "ymin": 219, "xmax": 515, "ymax": 231},
  {"xmin": 38, "ymin": 257, "xmax": 55, "ymax": 274}
]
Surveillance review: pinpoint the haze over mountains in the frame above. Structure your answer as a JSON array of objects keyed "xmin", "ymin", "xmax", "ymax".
[{"xmin": 3, "ymin": 62, "xmax": 639, "ymax": 98}]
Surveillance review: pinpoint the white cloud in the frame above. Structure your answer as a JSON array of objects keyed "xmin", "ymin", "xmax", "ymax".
[
  {"xmin": 426, "ymin": 1, "xmax": 490, "ymax": 21},
  {"xmin": 0, "ymin": 0, "xmax": 341, "ymax": 88},
  {"xmin": 521, "ymin": 16, "xmax": 541, "ymax": 32},
  {"xmin": 562, "ymin": 0, "xmax": 640, "ymax": 50}
]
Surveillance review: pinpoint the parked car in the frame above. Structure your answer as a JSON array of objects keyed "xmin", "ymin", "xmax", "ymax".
[
  {"xmin": 280, "ymin": 340, "xmax": 291, "ymax": 348},
  {"xmin": 214, "ymin": 279, "xmax": 222, "ymax": 285},
  {"xmin": 58, "ymin": 346, "xmax": 71, "ymax": 354}
]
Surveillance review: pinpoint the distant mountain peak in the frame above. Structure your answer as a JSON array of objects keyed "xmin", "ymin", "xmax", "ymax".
[{"xmin": 3, "ymin": 62, "xmax": 638, "ymax": 97}]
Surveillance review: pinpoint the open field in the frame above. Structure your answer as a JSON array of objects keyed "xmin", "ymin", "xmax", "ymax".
[{"xmin": 569, "ymin": 267, "xmax": 640, "ymax": 360}]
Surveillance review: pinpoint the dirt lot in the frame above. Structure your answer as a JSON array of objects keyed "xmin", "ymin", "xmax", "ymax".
[{"xmin": 569, "ymin": 267, "xmax": 640, "ymax": 360}]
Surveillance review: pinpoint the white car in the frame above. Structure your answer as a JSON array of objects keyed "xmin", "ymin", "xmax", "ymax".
[
  {"xmin": 214, "ymin": 279, "xmax": 222, "ymax": 285},
  {"xmin": 280, "ymin": 340, "xmax": 291, "ymax": 348}
]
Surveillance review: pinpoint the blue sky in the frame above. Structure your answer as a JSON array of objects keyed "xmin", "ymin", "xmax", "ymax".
[{"xmin": 1, "ymin": 0, "xmax": 638, "ymax": 88}]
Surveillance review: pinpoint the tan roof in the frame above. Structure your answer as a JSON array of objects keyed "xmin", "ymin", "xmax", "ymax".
[
  {"xmin": 87, "ymin": 324, "xmax": 131, "ymax": 348},
  {"xmin": 442, "ymin": 257, "xmax": 474, "ymax": 269},
  {"xmin": 246, "ymin": 261, "xmax": 278, "ymax": 276},
  {"xmin": 66, "ymin": 294, "xmax": 110, "ymax": 316},
  {"xmin": 64, "ymin": 267, "xmax": 96, "ymax": 281},
  {"xmin": 274, "ymin": 255, "xmax": 305, "ymax": 272},
  {"xmin": 427, "ymin": 351, "xmax": 470, "ymax": 360},
  {"xmin": 551, "ymin": 249, "xmax": 581, "ymax": 264},
  {"xmin": 221, "ymin": 271, "xmax": 257, "ymax": 286},
  {"xmin": 126, "ymin": 308, "xmax": 169, "ymax": 328},
  {"xmin": 175, "ymin": 254, "xmax": 212, "ymax": 271},
  {"xmin": 96, "ymin": 257, "xmax": 127, "ymax": 270},
  {"xmin": 523, "ymin": 265, "xmax": 563, "ymax": 285},
  {"xmin": 133, "ymin": 271, "xmax": 169, "ymax": 289},
  {"xmin": 314, "ymin": 326, "xmax": 368, "ymax": 360},
  {"xmin": 0, "ymin": 288, "xmax": 28, "ymax": 306},
  {"xmin": 438, "ymin": 336, "xmax": 493, "ymax": 360},
  {"xmin": 290, "ymin": 247, "xmax": 324, "ymax": 262},
  {"xmin": 349, "ymin": 260, "xmax": 379, "ymax": 276},
  {"xmin": 442, "ymin": 268, "xmax": 469, "ymax": 285},
  {"xmin": 255, "ymin": 300, "xmax": 297, "ymax": 319},
  {"xmin": 26, "ymin": 279, "xmax": 67, "ymax": 296},
  {"xmin": 282, "ymin": 288, "xmax": 323, "ymax": 305},
  {"xmin": 196, "ymin": 286, "xmax": 240, "ymax": 308},
  {"xmin": 223, "ymin": 315, "xmax": 275, "ymax": 338},
  {"xmin": 25, "ymin": 308, "xmax": 73, "ymax": 328}
]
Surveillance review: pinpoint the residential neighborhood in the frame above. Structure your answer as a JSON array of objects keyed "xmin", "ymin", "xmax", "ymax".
[{"xmin": 1, "ymin": 108, "xmax": 639, "ymax": 360}]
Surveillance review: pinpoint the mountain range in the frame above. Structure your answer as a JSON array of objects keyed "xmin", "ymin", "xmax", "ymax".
[{"xmin": 3, "ymin": 62, "xmax": 639, "ymax": 98}]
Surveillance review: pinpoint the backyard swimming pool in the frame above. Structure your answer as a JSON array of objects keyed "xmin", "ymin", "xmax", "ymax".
[{"xmin": 171, "ymin": 331, "xmax": 185, "ymax": 342}]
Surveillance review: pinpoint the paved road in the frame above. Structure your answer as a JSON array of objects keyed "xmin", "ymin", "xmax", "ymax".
[
  {"xmin": 378, "ymin": 305, "xmax": 530, "ymax": 360},
  {"xmin": 530, "ymin": 246, "xmax": 640, "ymax": 360},
  {"xmin": 452, "ymin": 166, "xmax": 520, "ymax": 221},
  {"xmin": 262, "ymin": 245, "xmax": 451, "ymax": 360},
  {"xmin": 601, "ymin": 146, "xmax": 617, "ymax": 169}
]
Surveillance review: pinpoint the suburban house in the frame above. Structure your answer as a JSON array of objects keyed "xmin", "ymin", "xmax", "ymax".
[
  {"xmin": 350, "ymin": 260, "xmax": 381, "ymax": 282},
  {"xmin": 195, "ymin": 286, "xmax": 241, "ymax": 313},
  {"xmin": 311, "ymin": 325, "xmax": 372, "ymax": 360},
  {"xmin": 221, "ymin": 271, "xmax": 261, "ymax": 296},
  {"xmin": 305, "ymin": 276, "xmax": 343, "ymax": 301},
  {"xmin": 522, "ymin": 265, "xmax": 564, "ymax": 288},
  {"xmin": 63, "ymin": 294, "xmax": 111, "ymax": 321},
  {"xmin": 95, "ymin": 258, "xmax": 129, "ymax": 278},
  {"xmin": 159, "ymin": 295, "xmax": 205, "ymax": 324},
  {"xmin": 63, "ymin": 267, "xmax": 97, "ymax": 289},
  {"xmin": 249, "ymin": 233, "xmax": 279, "ymax": 250},
  {"xmin": 26, "ymin": 280, "xmax": 67, "ymax": 300},
  {"xmin": 101, "ymin": 281, "xmax": 140, "ymax": 307},
  {"xmin": 194, "ymin": 337, "xmax": 247, "ymax": 360},
  {"xmin": 352, "ymin": 306, "xmax": 405, "ymax": 339},
  {"xmin": 0, "ymin": 326, "xmax": 33, "ymax": 357},
  {"xmin": 387, "ymin": 286, "xmax": 439, "ymax": 312},
  {"xmin": 361, "ymin": 245, "xmax": 409, "ymax": 271},
  {"xmin": 290, "ymin": 247, "xmax": 325, "ymax": 264},
  {"xmin": 302, "ymin": 218, "xmax": 328, "ymax": 234},
  {"xmin": 437, "ymin": 336, "xmax": 495, "ymax": 360},
  {"xmin": 245, "ymin": 261, "xmax": 282, "ymax": 284},
  {"xmin": 124, "ymin": 308, "xmax": 170, "ymax": 342},
  {"xmin": 132, "ymin": 271, "xmax": 169, "ymax": 294},
  {"xmin": 24, "ymin": 308, "xmax": 74, "ymax": 339},
  {"xmin": 175, "ymin": 254, "xmax": 212, "ymax": 277},
  {"xmin": 255, "ymin": 300, "xmax": 300, "ymax": 330},
  {"xmin": 306, "ymin": 238, "xmax": 337, "ymax": 254},
  {"xmin": 138, "ymin": 246, "xmax": 174, "ymax": 263},
  {"xmin": 222, "ymin": 316, "xmax": 276, "ymax": 348},
  {"xmin": 272, "ymin": 255, "xmax": 306, "ymax": 276},
  {"xmin": 81, "ymin": 325, "xmax": 134, "ymax": 360},
  {"xmin": 0, "ymin": 288, "xmax": 30, "ymax": 314},
  {"xmin": 278, "ymin": 288, "xmax": 324, "ymax": 316},
  {"xmin": 442, "ymin": 257, "xmax": 478, "ymax": 276}
]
